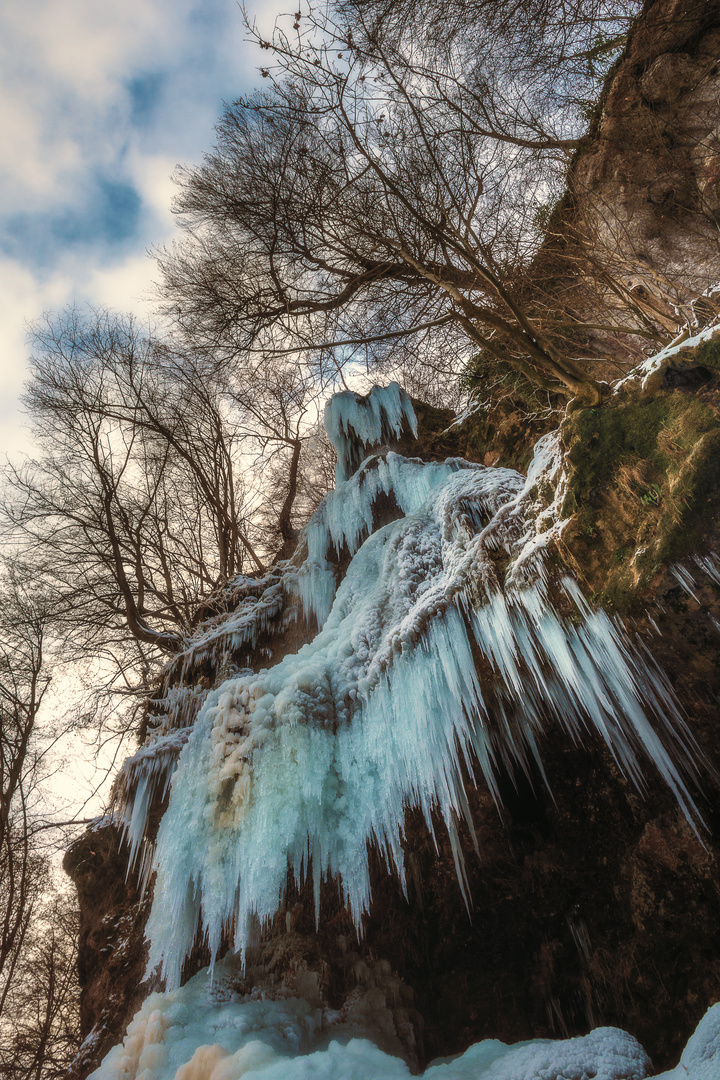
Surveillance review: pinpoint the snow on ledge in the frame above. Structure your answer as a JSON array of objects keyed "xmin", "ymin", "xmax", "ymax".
[
  {"xmin": 615, "ymin": 323, "xmax": 720, "ymax": 394},
  {"xmin": 654, "ymin": 1001, "xmax": 720, "ymax": 1080}
]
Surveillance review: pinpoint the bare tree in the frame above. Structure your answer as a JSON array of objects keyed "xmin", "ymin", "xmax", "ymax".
[
  {"xmin": 4, "ymin": 309, "xmax": 274, "ymax": 664},
  {"xmin": 261, "ymin": 418, "xmax": 336, "ymax": 548},
  {"xmin": 0, "ymin": 890, "xmax": 81, "ymax": 1080},
  {"xmin": 333, "ymin": 0, "xmax": 637, "ymax": 147},
  {"xmin": 222, "ymin": 353, "xmax": 317, "ymax": 559},
  {"xmin": 0, "ymin": 566, "xmax": 53, "ymax": 1020},
  {"xmin": 156, "ymin": 0, "xmax": 651, "ymax": 408},
  {"xmin": 0, "ymin": 563, "xmax": 81, "ymax": 1079}
]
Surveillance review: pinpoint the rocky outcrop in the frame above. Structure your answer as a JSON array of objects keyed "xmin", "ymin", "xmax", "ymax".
[
  {"xmin": 534, "ymin": 0, "xmax": 720, "ymax": 371},
  {"xmin": 574, "ymin": 0, "xmax": 720, "ymax": 305},
  {"xmin": 65, "ymin": 359, "xmax": 720, "ymax": 1077},
  {"xmin": 63, "ymin": 822, "xmax": 150, "ymax": 1079}
]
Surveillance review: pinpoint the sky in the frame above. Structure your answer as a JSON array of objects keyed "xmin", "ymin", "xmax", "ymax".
[
  {"xmin": 0, "ymin": 0, "xmax": 280, "ymax": 837},
  {"xmin": 0, "ymin": 0, "xmax": 276, "ymax": 457}
]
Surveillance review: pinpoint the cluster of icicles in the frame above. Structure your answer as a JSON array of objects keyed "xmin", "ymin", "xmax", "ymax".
[{"xmin": 116, "ymin": 384, "xmax": 701, "ymax": 990}]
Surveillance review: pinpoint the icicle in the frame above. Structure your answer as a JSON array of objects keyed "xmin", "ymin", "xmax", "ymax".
[
  {"xmin": 169, "ymin": 576, "xmax": 288, "ymax": 678},
  {"xmin": 324, "ymin": 382, "xmax": 418, "ymax": 482},
  {"xmin": 671, "ymin": 564, "xmax": 701, "ymax": 602},
  {"xmin": 141, "ymin": 439, "xmax": 704, "ymax": 989}
]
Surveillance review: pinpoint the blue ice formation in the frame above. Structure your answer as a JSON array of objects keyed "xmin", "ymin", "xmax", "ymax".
[
  {"xmin": 110, "ymin": 384, "xmax": 701, "ymax": 989},
  {"xmin": 87, "ymin": 955, "xmax": 720, "ymax": 1080},
  {"xmin": 324, "ymin": 381, "xmax": 418, "ymax": 482}
]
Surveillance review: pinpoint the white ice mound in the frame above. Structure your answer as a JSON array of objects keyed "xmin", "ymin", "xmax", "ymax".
[
  {"xmin": 140, "ymin": 433, "xmax": 700, "ymax": 989},
  {"xmin": 324, "ymin": 382, "xmax": 417, "ymax": 482},
  {"xmin": 430, "ymin": 1027, "xmax": 650, "ymax": 1080},
  {"xmin": 654, "ymin": 1001, "xmax": 720, "ymax": 1079},
  {"xmin": 87, "ymin": 957, "xmax": 654, "ymax": 1080}
]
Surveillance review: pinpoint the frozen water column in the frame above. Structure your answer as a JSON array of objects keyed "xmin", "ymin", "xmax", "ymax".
[{"xmin": 324, "ymin": 382, "xmax": 418, "ymax": 482}]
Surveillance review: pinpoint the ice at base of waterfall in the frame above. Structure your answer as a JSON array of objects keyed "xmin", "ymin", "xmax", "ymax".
[{"xmin": 86, "ymin": 958, "xmax": 720, "ymax": 1080}]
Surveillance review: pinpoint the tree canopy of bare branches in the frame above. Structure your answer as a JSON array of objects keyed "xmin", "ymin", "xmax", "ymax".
[
  {"xmin": 0, "ymin": 569, "xmax": 53, "ymax": 1020},
  {"xmin": 156, "ymin": 0, "xmax": 643, "ymax": 407},
  {"xmin": 3, "ymin": 309, "xmax": 326, "ymax": 669}
]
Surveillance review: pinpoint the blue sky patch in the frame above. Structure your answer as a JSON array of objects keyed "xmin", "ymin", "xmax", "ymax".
[
  {"xmin": 0, "ymin": 178, "xmax": 142, "ymax": 269},
  {"xmin": 128, "ymin": 72, "xmax": 165, "ymax": 126}
]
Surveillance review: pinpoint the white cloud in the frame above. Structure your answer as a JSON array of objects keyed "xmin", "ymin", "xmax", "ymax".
[
  {"xmin": 125, "ymin": 150, "xmax": 182, "ymax": 232},
  {"xmin": 0, "ymin": 0, "xmax": 276, "ymax": 457},
  {"xmin": 0, "ymin": 2, "xmax": 155, "ymax": 207},
  {"xmin": 82, "ymin": 251, "xmax": 160, "ymax": 314},
  {"xmin": 0, "ymin": 0, "xmax": 264, "ymax": 210},
  {"xmin": 0, "ymin": 256, "xmax": 70, "ymax": 456},
  {"xmin": 0, "ymin": 245, "xmax": 165, "ymax": 456},
  {"xmin": 4, "ymin": 0, "xmax": 167, "ymax": 86}
]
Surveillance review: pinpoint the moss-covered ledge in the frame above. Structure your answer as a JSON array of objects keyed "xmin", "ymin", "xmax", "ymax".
[{"xmin": 557, "ymin": 337, "xmax": 720, "ymax": 612}]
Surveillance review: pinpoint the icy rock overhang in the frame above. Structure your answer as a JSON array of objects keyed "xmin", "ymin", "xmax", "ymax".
[
  {"xmin": 112, "ymin": 423, "xmax": 705, "ymax": 992},
  {"xmin": 324, "ymin": 382, "xmax": 418, "ymax": 483}
]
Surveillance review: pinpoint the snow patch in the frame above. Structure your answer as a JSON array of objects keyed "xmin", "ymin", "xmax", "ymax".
[{"xmin": 615, "ymin": 323, "xmax": 720, "ymax": 393}]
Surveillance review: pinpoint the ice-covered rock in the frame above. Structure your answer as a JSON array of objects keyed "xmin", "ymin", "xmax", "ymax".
[
  {"xmin": 615, "ymin": 323, "xmax": 720, "ymax": 395},
  {"xmin": 97, "ymin": 384, "xmax": 714, "ymax": 1080},
  {"xmin": 324, "ymin": 382, "xmax": 418, "ymax": 482},
  {"xmin": 654, "ymin": 1002, "xmax": 720, "ymax": 1079},
  {"xmin": 136, "ymin": 429, "xmax": 699, "ymax": 988},
  {"xmin": 88, "ymin": 954, "xmax": 668, "ymax": 1080}
]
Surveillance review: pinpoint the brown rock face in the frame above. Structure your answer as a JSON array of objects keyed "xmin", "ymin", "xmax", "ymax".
[
  {"xmin": 63, "ymin": 822, "xmax": 149, "ymax": 1079},
  {"xmin": 360, "ymin": 600, "xmax": 720, "ymax": 1070},
  {"xmin": 64, "ymin": 367, "xmax": 720, "ymax": 1077},
  {"xmin": 569, "ymin": 0, "xmax": 720, "ymax": 330}
]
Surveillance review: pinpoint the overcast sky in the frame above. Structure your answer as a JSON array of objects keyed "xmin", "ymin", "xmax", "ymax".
[{"xmin": 0, "ymin": 0, "xmax": 275, "ymax": 456}]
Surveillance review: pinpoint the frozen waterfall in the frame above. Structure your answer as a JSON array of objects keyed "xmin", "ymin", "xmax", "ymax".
[{"xmin": 110, "ymin": 386, "xmax": 703, "ymax": 993}]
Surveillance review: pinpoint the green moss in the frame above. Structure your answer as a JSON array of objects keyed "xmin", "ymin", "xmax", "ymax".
[
  {"xmin": 413, "ymin": 396, "xmax": 558, "ymax": 474},
  {"xmin": 561, "ymin": 397, "xmax": 673, "ymax": 516},
  {"xmin": 559, "ymin": 377, "xmax": 720, "ymax": 612},
  {"xmin": 655, "ymin": 429, "xmax": 720, "ymax": 564},
  {"xmin": 679, "ymin": 337, "xmax": 720, "ymax": 372}
]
